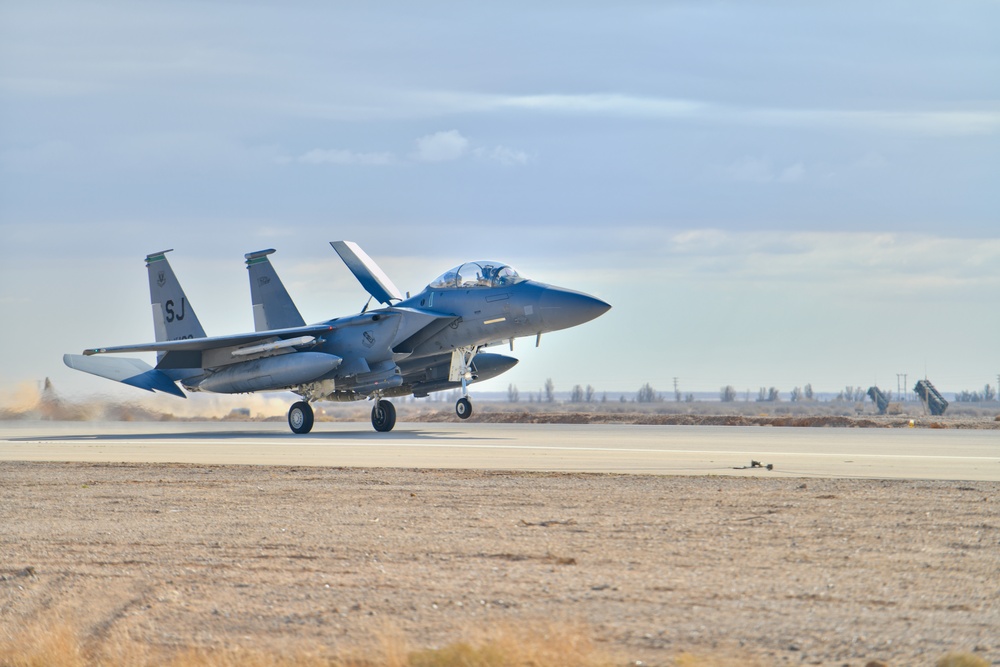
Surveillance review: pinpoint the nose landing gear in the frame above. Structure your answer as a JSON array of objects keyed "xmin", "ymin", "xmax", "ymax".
[{"xmin": 449, "ymin": 346, "xmax": 479, "ymax": 421}]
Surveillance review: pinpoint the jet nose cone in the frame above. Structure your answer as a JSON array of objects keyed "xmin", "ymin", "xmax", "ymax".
[{"xmin": 539, "ymin": 286, "xmax": 611, "ymax": 332}]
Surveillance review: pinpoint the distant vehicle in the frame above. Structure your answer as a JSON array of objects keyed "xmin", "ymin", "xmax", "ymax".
[{"xmin": 65, "ymin": 242, "xmax": 610, "ymax": 433}]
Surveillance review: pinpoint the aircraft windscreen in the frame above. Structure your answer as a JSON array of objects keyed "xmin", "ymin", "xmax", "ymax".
[{"xmin": 429, "ymin": 261, "xmax": 525, "ymax": 289}]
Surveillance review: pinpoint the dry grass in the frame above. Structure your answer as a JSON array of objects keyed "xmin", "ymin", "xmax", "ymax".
[
  {"xmin": 2, "ymin": 616, "xmax": 991, "ymax": 666},
  {"xmin": 671, "ymin": 653, "xmax": 768, "ymax": 667},
  {"xmin": 0, "ymin": 617, "xmax": 807, "ymax": 667},
  {"xmin": 936, "ymin": 652, "xmax": 990, "ymax": 667},
  {"xmin": 402, "ymin": 621, "xmax": 615, "ymax": 667},
  {"xmin": 0, "ymin": 620, "xmax": 86, "ymax": 667},
  {"xmin": 1, "ymin": 618, "xmax": 623, "ymax": 667}
]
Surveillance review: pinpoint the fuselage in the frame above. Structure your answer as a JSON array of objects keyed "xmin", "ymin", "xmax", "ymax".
[{"xmin": 200, "ymin": 276, "xmax": 609, "ymax": 401}]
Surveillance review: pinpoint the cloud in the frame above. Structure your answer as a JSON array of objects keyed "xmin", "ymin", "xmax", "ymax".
[
  {"xmin": 279, "ymin": 133, "xmax": 529, "ymax": 169},
  {"xmin": 777, "ymin": 163, "xmax": 805, "ymax": 183},
  {"xmin": 724, "ymin": 157, "xmax": 805, "ymax": 184},
  {"xmin": 0, "ymin": 76, "xmax": 109, "ymax": 97},
  {"xmin": 737, "ymin": 107, "xmax": 1000, "ymax": 137},
  {"xmin": 404, "ymin": 92, "xmax": 1000, "ymax": 137},
  {"xmin": 726, "ymin": 157, "xmax": 773, "ymax": 184},
  {"xmin": 284, "ymin": 133, "xmax": 531, "ymax": 168},
  {"xmin": 412, "ymin": 130, "xmax": 470, "ymax": 162},
  {"xmin": 474, "ymin": 145, "xmax": 530, "ymax": 166},
  {"xmin": 854, "ymin": 151, "xmax": 888, "ymax": 170},
  {"xmin": 493, "ymin": 93, "xmax": 705, "ymax": 118},
  {"xmin": 0, "ymin": 140, "xmax": 80, "ymax": 172},
  {"xmin": 291, "ymin": 148, "xmax": 397, "ymax": 166},
  {"xmin": 615, "ymin": 229, "xmax": 1000, "ymax": 293}
]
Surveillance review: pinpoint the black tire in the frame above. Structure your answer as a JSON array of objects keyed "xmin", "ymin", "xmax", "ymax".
[
  {"xmin": 371, "ymin": 399, "xmax": 396, "ymax": 432},
  {"xmin": 456, "ymin": 397, "xmax": 473, "ymax": 420},
  {"xmin": 288, "ymin": 401, "xmax": 314, "ymax": 434}
]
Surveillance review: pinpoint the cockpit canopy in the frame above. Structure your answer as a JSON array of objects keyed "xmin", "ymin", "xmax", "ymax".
[{"xmin": 429, "ymin": 261, "xmax": 526, "ymax": 289}]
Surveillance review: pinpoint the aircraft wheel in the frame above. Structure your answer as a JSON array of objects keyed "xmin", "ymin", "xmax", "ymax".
[
  {"xmin": 456, "ymin": 397, "xmax": 473, "ymax": 420},
  {"xmin": 288, "ymin": 401, "xmax": 314, "ymax": 434},
  {"xmin": 371, "ymin": 399, "xmax": 396, "ymax": 432}
]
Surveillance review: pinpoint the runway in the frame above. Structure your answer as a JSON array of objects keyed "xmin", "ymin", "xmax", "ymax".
[{"xmin": 1, "ymin": 420, "xmax": 997, "ymax": 480}]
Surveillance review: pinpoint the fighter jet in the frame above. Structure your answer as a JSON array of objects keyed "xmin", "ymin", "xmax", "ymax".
[{"xmin": 64, "ymin": 242, "xmax": 610, "ymax": 433}]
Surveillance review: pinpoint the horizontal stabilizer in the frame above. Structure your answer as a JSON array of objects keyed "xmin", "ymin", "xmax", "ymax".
[
  {"xmin": 330, "ymin": 241, "xmax": 403, "ymax": 305},
  {"xmin": 63, "ymin": 354, "xmax": 186, "ymax": 398}
]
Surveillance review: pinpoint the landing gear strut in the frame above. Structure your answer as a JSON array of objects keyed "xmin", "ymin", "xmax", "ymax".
[
  {"xmin": 450, "ymin": 346, "xmax": 479, "ymax": 421},
  {"xmin": 371, "ymin": 399, "xmax": 396, "ymax": 432},
  {"xmin": 288, "ymin": 401, "xmax": 314, "ymax": 434}
]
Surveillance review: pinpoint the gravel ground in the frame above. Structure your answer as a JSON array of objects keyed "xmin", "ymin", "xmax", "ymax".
[{"xmin": 1, "ymin": 461, "xmax": 997, "ymax": 666}]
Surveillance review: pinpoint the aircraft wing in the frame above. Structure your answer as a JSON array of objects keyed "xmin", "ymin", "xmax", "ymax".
[
  {"xmin": 82, "ymin": 323, "xmax": 336, "ymax": 356},
  {"xmin": 330, "ymin": 241, "xmax": 403, "ymax": 305}
]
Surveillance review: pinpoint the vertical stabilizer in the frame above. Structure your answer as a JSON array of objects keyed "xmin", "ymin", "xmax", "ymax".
[
  {"xmin": 245, "ymin": 249, "xmax": 306, "ymax": 331},
  {"xmin": 145, "ymin": 251, "xmax": 207, "ymax": 360}
]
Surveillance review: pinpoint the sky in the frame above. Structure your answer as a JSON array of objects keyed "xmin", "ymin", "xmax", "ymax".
[{"xmin": 1, "ymin": 1, "xmax": 998, "ymax": 406}]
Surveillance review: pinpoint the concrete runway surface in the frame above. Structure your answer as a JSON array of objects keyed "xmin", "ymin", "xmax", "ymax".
[{"xmin": 1, "ymin": 420, "xmax": 997, "ymax": 480}]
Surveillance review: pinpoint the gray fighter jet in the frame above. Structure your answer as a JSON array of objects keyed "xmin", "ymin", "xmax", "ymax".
[{"xmin": 64, "ymin": 242, "xmax": 610, "ymax": 433}]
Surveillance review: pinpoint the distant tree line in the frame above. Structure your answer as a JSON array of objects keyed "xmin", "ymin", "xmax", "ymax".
[
  {"xmin": 955, "ymin": 385, "xmax": 996, "ymax": 402},
  {"xmin": 636, "ymin": 383, "xmax": 658, "ymax": 403},
  {"xmin": 507, "ymin": 379, "xmax": 603, "ymax": 403},
  {"xmin": 789, "ymin": 384, "xmax": 814, "ymax": 402},
  {"xmin": 835, "ymin": 386, "xmax": 867, "ymax": 402},
  {"xmin": 753, "ymin": 387, "xmax": 781, "ymax": 402},
  {"xmin": 506, "ymin": 380, "xmax": 999, "ymax": 405},
  {"xmin": 569, "ymin": 384, "xmax": 597, "ymax": 402}
]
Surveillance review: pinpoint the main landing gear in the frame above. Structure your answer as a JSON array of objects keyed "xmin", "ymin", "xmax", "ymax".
[
  {"xmin": 288, "ymin": 401, "xmax": 314, "ymax": 434},
  {"xmin": 287, "ymin": 399, "xmax": 396, "ymax": 434},
  {"xmin": 371, "ymin": 399, "xmax": 396, "ymax": 432}
]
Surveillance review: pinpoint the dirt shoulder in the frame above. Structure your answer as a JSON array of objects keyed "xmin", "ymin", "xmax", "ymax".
[
  {"xmin": 411, "ymin": 409, "xmax": 1000, "ymax": 429},
  {"xmin": 2, "ymin": 462, "xmax": 997, "ymax": 666}
]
